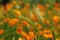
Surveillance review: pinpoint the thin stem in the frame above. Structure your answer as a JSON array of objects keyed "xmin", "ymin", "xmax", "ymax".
[{"xmin": 20, "ymin": 15, "xmax": 39, "ymax": 39}]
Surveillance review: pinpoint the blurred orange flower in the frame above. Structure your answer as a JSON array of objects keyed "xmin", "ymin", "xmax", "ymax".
[
  {"xmin": 5, "ymin": 3, "xmax": 13, "ymax": 11},
  {"xmin": 26, "ymin": 35, "xmax": 32, "ymax": 40},
  {"xmin": 16, "ymin": 27, "xmax": 22, "ymax": 34},
  {"xmin": 53, "ymin": 16, "xmax": 59, "ymax": 22},
  {"xmin": 42, "ymin": 18, "xmax": 50, "ymax": 25},
  {"xmin": 9, "ymin": 18, "xmax": 19, "ymax": 26},
  {"xmin": 43, "ymin": 33, "xmax": 53, "ymax": 38},
  {"xmin": 13, "ymin": 9, "xmax": 21, "ymax": 18},
  {"xmin": 39, "ymin": 31, "xmax": 43, "ymax": 36},
  {"xmin": 37, "ymin": 24, "xmax": 42, "ymax": 30},
  {"xmin": 54, "ymin": 3, "xmax": 59, "ymax": 7},
  {"xmin": 37, "ymin": 4, "xmax": 45, "ymax": 11},
  {"xmin": 0, "ymin": 29, "xmax": 4, "ymax": 35},
  {"xmin": 28, "ymin": 30, "xmax": 35, "ymax": 38},
  {"xmin": 21, "ymin": 32, "xmax": 28, "ymax": 38},
  {"xmin": 22, "ymin": 20, "xmax": 28, "ymax": 26},
  {"xmin": 18, "ymin": 38, "xmax": 23, "ymax": 40},
  {"xmin": 43, "ymin": 29, "xmax": 53, "ymax": 38}
]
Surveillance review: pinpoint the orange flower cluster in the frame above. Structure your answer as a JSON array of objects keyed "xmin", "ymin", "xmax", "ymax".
[{"xmin": 0, "ymin": 0, "xmax": 60, "ymax": 40}]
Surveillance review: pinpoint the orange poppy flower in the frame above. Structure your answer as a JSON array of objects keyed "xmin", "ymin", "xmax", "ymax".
[
  {"xmin": 16, "ymin": 27, "xmax": 22, "ymax": 34},
  {"xmin": 16, "ymin": 10, "xmax": 21, "ymax": 16},
  {"xmin": 33, "ymin": 17, "xmax": 38, "ymax": 21},
  {"xmin": 26, "ymin": 35, "xmax": 32, "ymax": 40},
  {"xmin": 9, "ymin": 18, "xmax": 19, "ymax": 26},
  {"xmin": 54, "ymin": 3, "xmax": 59, "ymax": 7},
  {"xmin": 43, "ymin": 33, "xmax": 53, "ymax": 38},
  {"xmin": 0, "ymin": 29, "xmax": 4, "ymax": 35},
  {"xmin": 37, "ymin": 24, "xmax": 42, "ymax": 30},
  {"xmin": 12, "ymin": 18, "xmax": 19, "ymax": 23},
  {"xmin": 37, "ymin": 4, "xmax": 43, "ymax": 9},
  {"xmin": 45, "ymin": 20, "xmax": 50, "ymax": 25},
  {"xmin": 39, "ymin": 31, "xmax": 43, "ymax": 36},
  {"xmin": 5, "ymin": 3, "xmax": 13, "ymax": 12},
  {"xmin": 28, "ymin": 30, "xmax": 35, "ymax": 38},
  {"xmin": 21, "ymin": 32, "xmax": 28, "ymax": 38},
  {"xmin": 37, "ymin": 4, "xmax": 45, "ymax": 11},
  {"xmin": 43, "ymin": 29, "xmax": 52, "ymax": 33},
  {"xmin": 53, "ymin": 16, "xmax": 59, "ymax": 22},
  {"xmin": 18, "ymin": 38, "xmax": 23, "ymax": 40},
  {"xmin": 32, "ymin": 14, "xmax": 38, "ymax": 21},
  {"xmin": 13, "ymin": 10, "xmax": 21, "ymax": 18},
  {"xmin": 43, "ymin": 29, "xmax": 53, "ymax": 38},
  {"xmin": 42, "ymin": 18, "xmax": 50, "ymax": 25},
  {"xmin": 22, "ymin": 20, "xmax": 28, "ymax": 26}
]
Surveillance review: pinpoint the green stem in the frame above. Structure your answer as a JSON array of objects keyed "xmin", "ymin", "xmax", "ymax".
[
  {"xmin": 20, "ymin": 15, "xmax": 39, "ymax": 39},
  {"xmin": 4, "ymin": 33, "xmax": 16, "ymax": 40},
  {"xmin": 52, "ymin": 30, "xmax": 56, "ymax": 40},
  {"xmin": 35, "ymin": 8, "xmax": 45, "ymax": 28}
]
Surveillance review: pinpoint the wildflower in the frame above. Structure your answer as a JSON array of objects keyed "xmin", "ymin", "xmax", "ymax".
[
  {"xmin": 32, "ymin": 14, "xmax": 38, "ymax": 21},
  {"xmin": 37, "ymin": 4, "xmax": 43, "ymax": 9},
  {"xmin": 45, "ymin": 20, "xmax": 50, "ymax": 25},
  {"xmin": 5, "ymin": 3, "xmax": 13, "ymax": 12},
  {"xmin": 18, "ymin": 38, "xmax": 23, "ymax": 40},
  {"xmin": 42, "ymin": 18, "xmax": 50, "ymax": 25},
  {"xmin": 16, "ymin": 27, "xmax": 22, "ymax": 34},
  {"xmin": 0, "ymin": 29, "xmax": 4, "ymax": 35},
  {"xmin": 22, "ymin": 20, "xmax": 28, "ymax": 26},
  {"xmin": 9, "ymin": 18, "xmax": 19, "ymax": 26},
  {"xmin": 21, "ymin": 32, "xmax": 28, "ymax": 38},
  {"xmin": 54, "ymin": 3, "xmax": 59, "ymax": 7},
  {"xmin": 37, "ymin": 4, "xmax": 45, "ymax": 11},
  {"xmin": 39, "ymin": 31, "xmax": 43, "ymax": 36},
  {"xmin": 33, "ymin": 17, "xmax": 38, "ymax": 21},
  {"xmin": 28, "ymin": 30, "xmax": 35, "ymax": 38},
  {"xmin": 26, "ymin": 35, "xmax": 32, "ymax": 40},
  {"xmin": 12, "ymin": 18, "xmax": 19, "ymax": 23},
  {"xmin": 43, "ymin": 29, "xmax": 53, "ymax": 38},
  {"xmin": 53, "ymin": 16, "xmax": 59, "ymax": 22},
  {"xmin": 14, "ymin": 10, "xmax": 21, "ymax": 18},
  {"xmin": 37, "ymin": 24, "xmax": 42, "ymax": 30}
]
